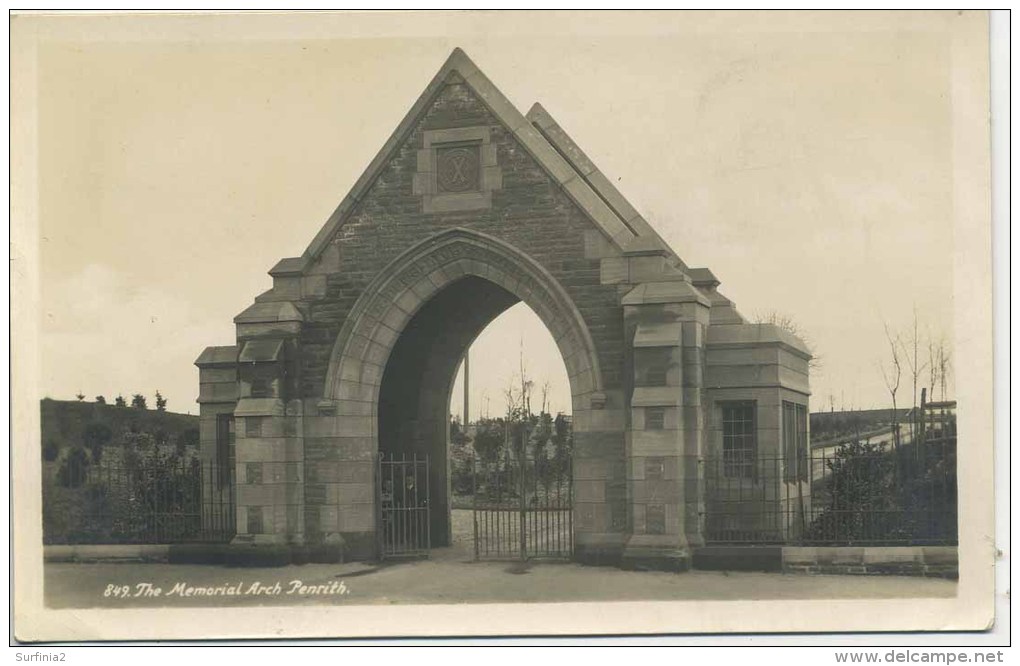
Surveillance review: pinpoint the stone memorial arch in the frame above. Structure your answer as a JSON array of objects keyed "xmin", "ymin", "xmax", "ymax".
[{"xmin": 196, "ymin": 48, "xmax": 811, "ymax": 570}]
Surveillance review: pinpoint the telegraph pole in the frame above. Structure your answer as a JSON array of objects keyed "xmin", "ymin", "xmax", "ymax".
[{"xmin": 463, "ymin": 347, "xmax": 470, "ymax": 427}]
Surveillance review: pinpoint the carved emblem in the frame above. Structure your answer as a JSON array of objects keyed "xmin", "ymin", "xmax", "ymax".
[{"xmin": 436, "ymin": 146, "xmax": 480, "ymax": 193}]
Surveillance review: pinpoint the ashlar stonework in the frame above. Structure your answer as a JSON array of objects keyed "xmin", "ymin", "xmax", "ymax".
[{"xmin": 195, "ymin": 48, "xmax": 812, "ymax": 570}]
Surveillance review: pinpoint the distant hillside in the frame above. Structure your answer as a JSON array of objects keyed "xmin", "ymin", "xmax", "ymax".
[
  {"xmin": 41, "ymin": 398, "xmax": 201, "ymax": 544},
  {"xmin": 810, "ymin": 408, "xmax": 912, "ymax": 443},
  {"xmin": 40, "ymin": 398, "xmax": 199, "ymax": 457}
]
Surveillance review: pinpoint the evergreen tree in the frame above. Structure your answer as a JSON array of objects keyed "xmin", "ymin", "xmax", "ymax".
[
  {"xmin": 42, "ymin": 440, "xmax": 60, "ymax": 462},
  {"xmin": 57, "ymin": 447, "xmax": 90, "ymax": 488},
  {"xmin": 82, "ymin": 422, "xmax": 113, "ymax": 464}
]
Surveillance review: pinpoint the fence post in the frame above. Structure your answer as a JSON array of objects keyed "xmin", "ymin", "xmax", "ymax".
[{"xmin": 518, "ymin": 427, "xmax": 527, "ymax": 561}]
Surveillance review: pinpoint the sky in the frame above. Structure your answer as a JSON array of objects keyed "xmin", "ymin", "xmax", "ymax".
[{"xmin": 27, "ymin": 11, "xmax": 960, "ymax": 417}]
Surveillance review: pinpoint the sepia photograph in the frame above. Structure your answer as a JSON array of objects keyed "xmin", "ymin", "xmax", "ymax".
[{"xmin": 11, "ymin": 9, "xmax": 998, "ymax": 643}]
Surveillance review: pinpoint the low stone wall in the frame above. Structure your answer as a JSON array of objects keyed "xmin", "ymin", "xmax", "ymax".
[
  {"xmin": 782, "ymin": 546, "xmax": 958, "ymax": 578},
  {"xmin": 45, "ymin": 542, "xmax": 345, "ymax": 566},
  {"xmin": 45, "ymin": 544, "xmax": 170, "ymax": 563},
  {"xmin": 691, "ymin": 545, "xmax": 957, "ymax": 578},
  {"xmin": 692, "ymin": 546, "xmax": 783, "ymax": 571},
  {"xmin": 46, "ymin": 543, "xmax": 958, "ymax": 578}
]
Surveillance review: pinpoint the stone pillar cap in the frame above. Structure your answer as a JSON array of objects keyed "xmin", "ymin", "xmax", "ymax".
[
  {"xmin": 234, "ymin": 300, "xmax": 305, "ymax": 324},
  {"xmin": 268, "ymin": 257, "xmax": 308, "ymax": 277},
  {"xmin": 195, "ymin": 345, "xmax": 238, "ymax": 367},
  {"xmin": 622, "ymin": 281, "xmax": 710, "ymax": 307},
  {"xmin": 687, "ymin": 267, "xmax": 720, "ymax": 289}
]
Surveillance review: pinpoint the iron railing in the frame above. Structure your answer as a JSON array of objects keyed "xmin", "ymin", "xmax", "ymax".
[
  {"xmin": 43, "ymin": 455, "xmax": 235, "ymax": 545},
  {"xmin": 701, "ymin": 429, "xmax": 957, "ymax": 546},
  {"xmin": 376, "ymin": 453, "xmax": 431, "ymax": 559},
  {"xmin": 472, "ymin": 452, "xmax": 573, "ymax": 561}
]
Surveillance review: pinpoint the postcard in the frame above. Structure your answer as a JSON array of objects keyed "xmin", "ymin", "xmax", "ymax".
[{"xmin": 11, "ymin": 10, "xmax": 996, "ymax": 642}]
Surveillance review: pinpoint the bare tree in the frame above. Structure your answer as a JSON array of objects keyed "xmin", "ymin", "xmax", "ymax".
[
  {"xmin": 925, "ymin": 329, "xmax": 953, "ymax": 403},
  {"xmin": 753, "ymin": 310, "xmax": 822, "ymax": 370},
  {"xmin": 754, "ymin": 310, "xmax": 801, "ymax": 335},
  {"xmin": 518, "ymin": 338, "xmax": 534, "ymax": 419},
  {"xmin": 937, "ymin": 341, "xmax": 952, "ymax": 401},
  {"xmin": 540, "ymin": 380, "xmax": 551, "ymax": 415},
  {"xmin": 878, "ymin": 322, "xmax": 903, "ymax": 449},
  {"xmin": 481, "ymin": 391, "xmax": 490, "ymax": 420},
  {"xmin": 925, "ymin": 334, "xmax": 953, "ymax": 402},
  {"xmin": 899, "ymin": 309, "xmax": 929, "ymax": 441},
  {"xmin": 502, "ymin": 379, "xmax": 520, "ymax": 419}
]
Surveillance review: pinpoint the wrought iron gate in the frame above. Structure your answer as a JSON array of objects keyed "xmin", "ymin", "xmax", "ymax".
[
  {"xmin": 376, "ymin": 453, "xmax": 431, "ymax": 559},
  {"xmin": 472, "ymin": 451, "xmax": 573, "ymax": 560}
]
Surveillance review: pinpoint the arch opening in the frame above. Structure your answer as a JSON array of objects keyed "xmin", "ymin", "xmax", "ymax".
[
  {"xmin": 377, "ymin": 276, "xmax": 519, "ymax": 545},
  {"xmin": 378, "ymin": 274, "xmax": 576, "ymax": 547},
  {"xmin": 449, "ymin": 301, "xmax": 574, "ymax": 424},
  {"xmin": 324, "ymin": 230, "xmax": 604, "ymax": 554}
]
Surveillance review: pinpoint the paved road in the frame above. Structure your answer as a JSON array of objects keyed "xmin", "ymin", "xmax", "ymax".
[
  {"xmin": 810, "ymin": 426, "xmax": 916, "ymax": 482},
  {"xmin": 42, "ymin": 509, "xmax": 954, "ymax": 608}
]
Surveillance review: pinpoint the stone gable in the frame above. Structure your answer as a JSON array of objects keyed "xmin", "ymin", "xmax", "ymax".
[{"xmin": 298, "ymin": 76, "xmax": 625, "ymax": 399}]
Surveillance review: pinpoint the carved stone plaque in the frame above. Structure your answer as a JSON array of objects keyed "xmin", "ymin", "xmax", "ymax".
[
  {"xmin": 646, "ymin": 503, "xmax": 666, "ymax": 535},
  {"xmin": 436, "ymin": 145, "xmax": 480, "ymax": 193}
]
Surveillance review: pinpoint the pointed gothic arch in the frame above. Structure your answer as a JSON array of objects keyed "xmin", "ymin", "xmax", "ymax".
[
  {"xmin": 323, "ymin": 227, "xmax": 604, "ymax": 407},
  {"xmin": 194, "ymin": 47, "xmax": 811, "ymax": 570}
]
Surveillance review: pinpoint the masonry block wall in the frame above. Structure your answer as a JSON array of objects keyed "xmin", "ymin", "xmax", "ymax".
[
  {"xmin": 199, "ymin": 64, "xmax": 632, "ymax": 559},
  {"xmin": 194, "ymin": 48, "xmax": 811, "ymax": 568},
  {"xmin": 703, "ymin": 323, "xmax": 812, "ymax": 541},
  {"xmin": 298, "ymin": 84, "xmax": 626, "ymax": 401},
  {"xmin": 195, "ymin": 345, "xmax": 239, "ymax": 537}
]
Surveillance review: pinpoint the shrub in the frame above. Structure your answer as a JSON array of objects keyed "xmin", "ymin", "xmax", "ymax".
[
  {"xmin": 805, "ymin": 438, "xmax": 956, "ymax": 544},
  {"xmin": 806, "ymin": 441, "xmax": 893, "ymax": 541},
  {"xmin": 177, "ymin": 427, "xmax": 200, "ymax": 456},
  {"xmin": 115, "ymin": 443, "xmax": 202, "ymax": 542},
  {"xmin": 82, "ymin": 421, "xmax": 113, "ymax": 464},
  {"xmin": 42, "ymin": 440, "xmax": 60, "ymax": 462},
  {"xmin": 57, "ymin": 447, "xmax": 90, "ymax": 488}
]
